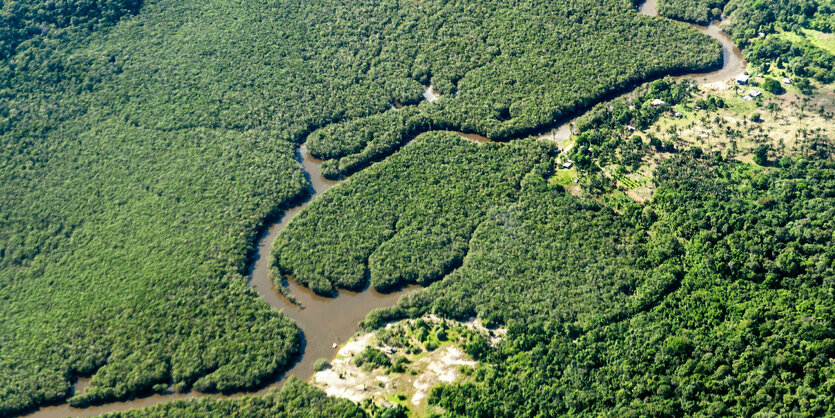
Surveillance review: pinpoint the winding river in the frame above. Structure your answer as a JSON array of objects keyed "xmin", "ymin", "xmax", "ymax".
[
  {"xmin": 536, "ymin": 0, "xmax": 746, "ymax": 143},
  {"xmin": 24, "ymin": 2, "xmax": 746, "ymax": 416},
  {"xmin": 641, "ymin": 0, "xmax": 745, "ymax": 83},
  {"xmin": 28, "ymin": 148, "xmax": 416, "ymax": 418}
]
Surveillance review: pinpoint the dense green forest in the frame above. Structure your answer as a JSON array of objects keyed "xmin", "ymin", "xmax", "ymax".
[
  {"xmin": 305, "ymin": 0, "xmax": 720, "ymax": 178},
  {"xmin": 0, "ymin": 0, "xmax": 722, "ymax": 413},
  {"xmin": 355, "ymin": 154, "xmax": 835, "ymax": 416},
  {"xmin": 0, "ymin": 125, "xmax": 307, "ymax": 411},
  {"xmin": 272, "ymin": 133, "xmax": 556, "ymax": 294},
  {"xmin": 657, "ymin": 0, "xmax": 728, "ymax": 25},
  {"xmin": 0, "ymin": 0, "xmax": 142, "ymax": 59},
  {"xmin": 104, "ymin": 378, "xmax": 367, "ymax": 417},
  {"xmin": 657, "ymin": 0, "xmax": 834, "ymax": 35},
  {"xmin": 724, "ymin": 0, "xmax": 835, "ymax": 41}
]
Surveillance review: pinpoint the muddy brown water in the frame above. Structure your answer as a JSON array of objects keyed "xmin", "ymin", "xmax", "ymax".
[
  {"xmin": 453, "ymin": 132, "xmax": 493, "ymax": 143},
  {"xmin": 246, "ymin": 146, "xmax": 419, "ymax": 388},
  {"xmin": 639, "ymin": 0, "xmax": 746, "ymax": 83},
  {"xmin": 24, "ymin": 2, "xmax": 747, "ymax": 416},
  {"xmin": 25, "ymin": 147, "xmax": 418, "ymax": 417},
  {"xmin": 536, "ymin": 0, "xmax": 747, "ymax": 141}
]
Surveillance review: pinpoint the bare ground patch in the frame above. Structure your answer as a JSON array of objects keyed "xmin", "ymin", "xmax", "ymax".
[{"xmin": 311, "ymin": 316, "xmax": 503, "ymax": 415}]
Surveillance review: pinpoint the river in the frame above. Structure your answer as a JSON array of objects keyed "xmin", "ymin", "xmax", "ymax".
[
  {"xmin": 535, "ymin": 0, "xmax": 746, "ymax": 144},
  {"xmin": 640, "ymin": 0, "xmax": 746, "ymax": 83},
  {"xmin": 23, "ymin": 1, "xmax": 746, "ymax": 416},
  {"xmin": 26, "ymin": 148, "xmax": 416, "ymax": 418}
]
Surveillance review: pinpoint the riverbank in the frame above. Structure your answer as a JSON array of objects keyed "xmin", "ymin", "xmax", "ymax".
[
  {"xmin": 311, "ymin": 316, "xmax": 503, "ymax": 415},
  {"xmin": 21, "ymin": 0, "xmax": 746, "ymax": 415}
]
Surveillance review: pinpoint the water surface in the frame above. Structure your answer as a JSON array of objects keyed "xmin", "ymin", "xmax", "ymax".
[
  {"xmin": 26, "ymin": 148, "xmax": 417, "ymax": 417},
  {"xmin": 23, "ymin": 2, "xmax": 748, "ymax": 415},
  {"xmin": 535, "ymin": 0, "xmax": 747, "ymax": 142}
]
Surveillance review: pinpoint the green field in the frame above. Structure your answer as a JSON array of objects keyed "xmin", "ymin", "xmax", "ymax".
[{"xmin": 779, "ymin": 29, "xmax": 835, "ymax": 55}]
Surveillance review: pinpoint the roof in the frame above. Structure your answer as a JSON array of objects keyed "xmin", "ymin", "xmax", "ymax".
[{"xmin": 748, "ymin": 89, "xmax": 762, "ymax": 97}]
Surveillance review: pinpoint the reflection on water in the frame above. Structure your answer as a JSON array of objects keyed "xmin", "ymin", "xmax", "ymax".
[{"xmin": 534, "ymin": 123, "xmax": 574, "ymax": 149}]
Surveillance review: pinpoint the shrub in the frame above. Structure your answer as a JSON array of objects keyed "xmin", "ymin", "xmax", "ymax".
[{"xmin": 313, "ymin": 358, "xmax": 330, "ymax": 372}]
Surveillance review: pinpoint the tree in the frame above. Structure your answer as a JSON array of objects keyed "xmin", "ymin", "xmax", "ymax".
[
  {"xmin": 761, "ymin": 77, "xmax": 784, "ymax": 94},
  {"xmin": 754, "ymin": 144, "xmax": 770, "ymax": 165}
]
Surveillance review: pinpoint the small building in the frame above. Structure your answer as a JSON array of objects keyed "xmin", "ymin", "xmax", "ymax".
[
  {"xmin": 758, "ymin": 32, "xmax": 766, "ymax": 38},
  {"xmin": 782, "ymin": 77, "xmax": 792, "ymax": 84},
  {"xmin": 626, "ymin": 125, "xmax": 636, "ymax": 131},
  {"xmin": 674, "ymin": 112, "xmax": 683, "ymax": 118},
  {"xmin": 742, "ymin": 95, "xmax": 753, "ymax": 101},
  {"xmin": 736, "ymin": 74, "xmax": 750, "ymax": 85},
  {"xmin": 748, "ymin": 89, "xmax": 762, "ymax": 98},
  {"xmin": 562, "ymin": 161, "xmax": 573, "ymax": 169},
  {"xmin": 650, "ymin": 99, "xmax": 666, "ymax": 106}
]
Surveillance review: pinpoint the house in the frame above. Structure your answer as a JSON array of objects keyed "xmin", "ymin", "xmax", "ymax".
[
  {"xmin": 748, "ymin": 89, "xmax": 762, "ymax": 98},
  {"xmin": 650, "ymin": 99, "xmax": 666, "ymax": 106},
  {"xmin": 674, "ymin": 112, "xmax": 683, "ymax": 118},
  {"xmin": 736, "ymin": 74, "xmax": 750, "ymax": 84},
  {"xmin": 782, "ymin": 77, "xmax": 792, "ymax": 84},
  {"xmin": 742, "ymin": 95, "xmax": 753, "ymax": 101},
  {"xmin": 562, "ymin": 161, "xmax": 573, "ymax": 169}
]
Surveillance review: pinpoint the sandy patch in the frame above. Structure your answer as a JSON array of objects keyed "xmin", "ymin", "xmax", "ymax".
[
  {"xmin": 313, "ymin": 333, "xmax": 377, "ymax": 403},
  {"xmin": 643, "ymin": 82, "xmax": 835, "ymax": 164},
  {"xmin": 311, "ymin": 316, "xmax": 503, "ymax": 413},
  {"xmin": 701, "ymin": 80, "xmax": 730, "ymax": 91},
  {"xmin": 423, "ymin": 86, "xmax": 440, "ymax": 102},
  {"xmin": 410, "ymin": 346, "xmax": 475, "ymax": 406}
]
